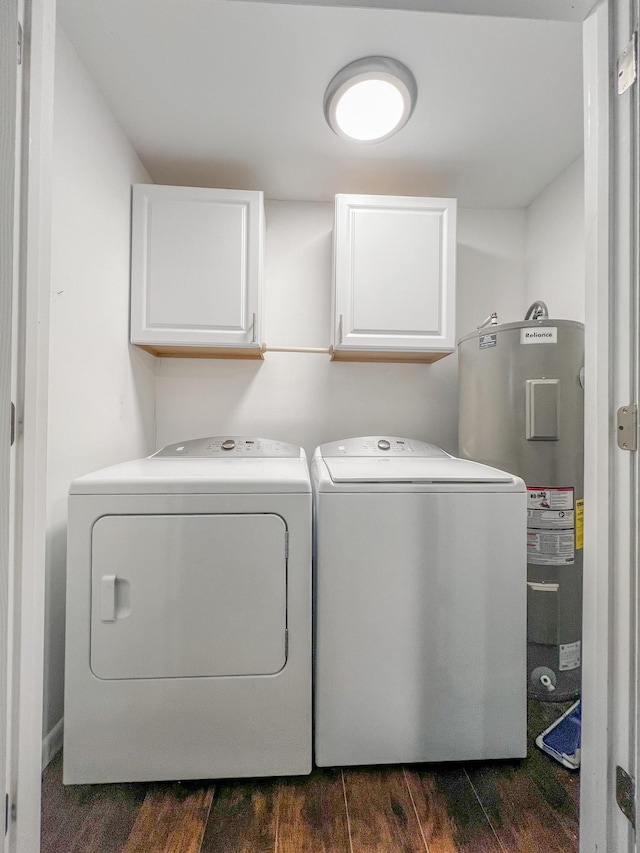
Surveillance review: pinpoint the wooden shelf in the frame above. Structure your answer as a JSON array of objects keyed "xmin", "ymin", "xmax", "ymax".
[
  {"xmin": 134, "ymin": 343, "xmax": 266, "ymax": 360},
  {"xmin": 136, "ymin": 343, "xmax": 451, "ymax": 364},
  {"xmin": 329, "ymin": 347, "xmax": 451, "ymax": 364}
]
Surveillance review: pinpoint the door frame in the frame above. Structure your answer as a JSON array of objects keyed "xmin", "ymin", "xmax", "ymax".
[
  {"xmin": 1, "ymin": 1, "xmax": 18, "ymax": 851},
  {"xmin": 6, "ymin": 0, "xmax": 54, "ymax": 851},
  {"xmin": 8, "ymin": 0, "xmax": 628, "ymax": 850},
  {"xmin": 580, "ymin": 2, "xmax": 618, "ymax": 850},
  {"xmin": 610, "ymin": 0, "xmax": 640, "ymax": 848},
  {"xmin": 581, "ymin": 0, "xmax": 640, "ymax": 850}
]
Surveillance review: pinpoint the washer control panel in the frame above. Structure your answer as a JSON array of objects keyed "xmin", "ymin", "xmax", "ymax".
[
  {"xmin": 319, "ymin": 436, "xmax": 449, "ymax": 458},
  {"xmin": 153, "ymin": 437, "xmax": 300, "ymax": 458}
]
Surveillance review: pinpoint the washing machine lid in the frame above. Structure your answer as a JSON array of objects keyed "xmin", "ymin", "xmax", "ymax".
[
  {"xmin": 323, "ymin": 456, "xmax": 518, "ymax": 484},
  {"xmin": 317, "ymin": 437, "xmax": 521, "ymax": 488},
  {"xmin": 70, "ymin": 437, "xmax": 310, "ymax": 495}
]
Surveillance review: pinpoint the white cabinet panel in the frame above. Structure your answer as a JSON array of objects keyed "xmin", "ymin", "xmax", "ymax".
[
  {"xmin": 90, "ymin": 513, "xmax": 287, "ymax": 679},
  {"xmin": 332, "ymin": 194, "xmax": 457, "ymax": 362},
  {"xmin": 131, "ymin": 184, "xmax": 264, "ymax": 357},
  {"xmin": 146, "ymin": 200, "xmax": 246, "ymax": 329}
]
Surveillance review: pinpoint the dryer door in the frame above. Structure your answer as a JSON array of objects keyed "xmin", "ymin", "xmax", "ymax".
[{"xmin": 90, "ymin": 513, "xmax": 287, "ymax": 679}]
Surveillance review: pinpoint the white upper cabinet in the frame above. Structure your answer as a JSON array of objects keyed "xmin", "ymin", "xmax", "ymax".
[
  {"xmin": 331, "ymin": 194, "xmax": 457, "ymax": 362},
  {"xmin": 130, "ymin": 184, "xmax": 264, "ymax": 358}
]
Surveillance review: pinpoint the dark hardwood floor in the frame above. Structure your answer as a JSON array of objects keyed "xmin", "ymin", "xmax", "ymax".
[{"xmin": 41, "ymin": 701, "xmax": 579, "ymax": 853}]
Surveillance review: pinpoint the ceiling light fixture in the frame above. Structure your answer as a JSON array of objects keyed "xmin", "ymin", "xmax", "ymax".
[{"xmin": 324, "ymin": 56, "xmax": 417, "ymax": 144}]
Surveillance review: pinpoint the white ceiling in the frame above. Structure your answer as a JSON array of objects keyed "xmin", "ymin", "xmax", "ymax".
[{"xmin": 56, "ymin": 0, "xmax": 584, "ymax": 208}]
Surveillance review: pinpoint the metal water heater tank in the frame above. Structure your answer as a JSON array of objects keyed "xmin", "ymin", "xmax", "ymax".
[{"xmin": 457, "ymin": 304, "xmax": 584, "ymax": 701}]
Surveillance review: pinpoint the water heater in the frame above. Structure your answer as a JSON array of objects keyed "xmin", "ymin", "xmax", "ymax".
[{"xmin": 457, "ymin": 304, "xmax": 584, "ymax": 701}]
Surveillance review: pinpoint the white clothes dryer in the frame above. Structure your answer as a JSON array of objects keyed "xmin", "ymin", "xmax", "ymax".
[
  {"xmin": 64, "ymin": 437, "xmax": 312, "ymax": 784},
  {"xmin": 311, "ymin": 436, "xmax": 527, "ymax": 767}
]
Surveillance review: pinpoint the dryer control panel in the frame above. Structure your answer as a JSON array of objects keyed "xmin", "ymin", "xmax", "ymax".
[
  {"xmin": 319, "ymin": 436, "xmax": 450, "ymax": 458},
  {"xmin": 153, "ymin": 437, "xmax": 300, "ymax": 458}
]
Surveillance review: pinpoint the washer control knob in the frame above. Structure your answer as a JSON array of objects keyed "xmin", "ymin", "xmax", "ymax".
[
  {"xmin": 377, "ymin": 439, "xmax": 391, "ymax": 451},
  {"xmin": 221, "ymin": 439, "xmax": 236, "ymax": 451}
]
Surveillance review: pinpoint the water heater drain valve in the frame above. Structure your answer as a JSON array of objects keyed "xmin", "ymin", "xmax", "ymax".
[{"xmin": 531, "ymin": 666, "xmax": 557, "ymax": 693}]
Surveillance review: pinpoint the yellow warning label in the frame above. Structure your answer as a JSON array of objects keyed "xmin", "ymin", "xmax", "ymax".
[{"xmin": 576, "ymin": 499, "xmax": 584, "ymax": 550}]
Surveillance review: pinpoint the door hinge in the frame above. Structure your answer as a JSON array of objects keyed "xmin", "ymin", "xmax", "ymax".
[
  {"xmin": 617, "ymin": 404, "xmax": 637, "ymax": 450},
  {"xmin": 17, "ymin": 22, "xmax": 22, "ymax": 65},
  {"xmin": 285, "ymin": 531, "xmax": 289, "ymax": 560},
  {"xmin": 616, "ymin": 766, "xmax": 636, "ymax": 829},
  {"xmin": 618, "ymin": 31, "xmax": 637, "ymax": 94},
  {"xmin": 10, "ymin": 402, "xmax": 15, "ymax": 446}
]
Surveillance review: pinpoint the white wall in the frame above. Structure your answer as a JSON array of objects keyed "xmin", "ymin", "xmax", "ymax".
[
  {"xmin": 44, "ymin": 28, "xmax": 156, "ymax": 747},
  {"xmin": 155, "ymin": 203, "xmax": 527, "ymax": 460},
  {"xmin": 525, "ymin": 156, "xmax": 585, "ymax": 322}
]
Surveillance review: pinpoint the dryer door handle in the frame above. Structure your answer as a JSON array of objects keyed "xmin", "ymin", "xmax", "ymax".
[{"xmin": 100, "ymin": 574, "xmax": 117, "ymax": 622}]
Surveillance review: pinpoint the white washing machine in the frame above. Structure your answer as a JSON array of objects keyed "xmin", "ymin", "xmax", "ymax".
[
  {"xmin": 311, "ymin": 436, "xmax": 527, "ymax": 767},
  {"xmin": 64, "ymin": 437, "xmax": 312, "ymax": 784}
]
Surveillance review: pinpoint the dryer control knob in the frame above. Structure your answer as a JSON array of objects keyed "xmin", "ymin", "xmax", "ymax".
[
  {"xmin": 377, "ymin": 439, "xmax": 391, "ymax": 450},
  {"xmin": 221, "ymin": 439, "xmax": 236, "ymax": 450}
]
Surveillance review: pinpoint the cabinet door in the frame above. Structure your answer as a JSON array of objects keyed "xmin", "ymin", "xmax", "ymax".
[
  {"xmin": 130, "ymin": 185, "xmax": 264, "ymax": 355},
  {"xmin": 332, "ymin": 194, "xmax": 456, "ymax": 361}
]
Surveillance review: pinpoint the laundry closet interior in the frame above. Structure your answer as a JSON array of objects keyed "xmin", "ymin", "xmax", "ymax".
[{"xmin": 42, "ymin": 0, "xmax": 586, "ymax": 849}]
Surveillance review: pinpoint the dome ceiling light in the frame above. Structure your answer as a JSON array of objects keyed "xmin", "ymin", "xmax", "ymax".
[{"xmin": 323, "ymin": 56, "xmax": 417, "ymax": 144}]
